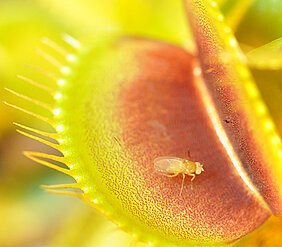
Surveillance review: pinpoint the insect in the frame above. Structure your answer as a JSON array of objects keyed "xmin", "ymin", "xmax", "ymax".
[{"xmin": 154, "ymin": 156, "xmax": 204, "ymax": 195}]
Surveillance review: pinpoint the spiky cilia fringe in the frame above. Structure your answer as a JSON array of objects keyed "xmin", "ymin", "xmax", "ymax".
[{"xmin": 5, "ymin": 34, "xmax": 83, "ymax": 198}]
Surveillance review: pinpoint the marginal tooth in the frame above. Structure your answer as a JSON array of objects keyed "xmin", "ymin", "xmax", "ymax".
[
  {"xmin": 41, "ymin": 183, "xmax": 79, "ymax": 189},
  {"xmin": 17, "ymin": 75, "xmax": 54, "ymax": 94},
  {"xmin": 13, "ymin": 122, "xmax": 57, "ymax": 139},
  {"xmin": 62, "ymin": 33, "xmax": 81, "ymax": 49},
  {"xmin": 22, "ymin": 151, "xmax": 65, "ymax": 163},
  {"xmin": 5, "ymin": 88, "xmax": 52, "ymax": 111},
  {"xmin": 41, "ymin": 37, "xmax": 68, "ymax": 56},
  {"xmin": 16, "ymin": 129, "xmax": 59, "ymax": 149},
  {"xmin": 4, "ymin": 101, "xmax": 51, "ymax": 123},
  {"xmin": 24, "ymin": 65, "xmax": 58, "ymax": 82},
  {"xmin": 37, "ymin": 48, "xmax": 63, "ymax": 68},
  {"xmin": 42, "ymin": 188, "xmax": 83, "ymax": 198},
  {"xmin": 24, "ymin": 151, "xmax": 70, "ymax": 175}
]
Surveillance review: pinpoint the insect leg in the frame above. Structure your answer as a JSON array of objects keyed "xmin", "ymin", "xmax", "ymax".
[
  {"xmin": 189, "ymin": 174, "xmax": 196, "ymax": 181},
  {"xmin": 179, "ymin": 173, "xmax": 185, "ymax": 196},
  {"xmin": 188, "ymin": 174, "xmax": 195, "ymax": 190},
  {"xmin": 166, "ymin": 173, "xmax": 179, "ymax": 178}
]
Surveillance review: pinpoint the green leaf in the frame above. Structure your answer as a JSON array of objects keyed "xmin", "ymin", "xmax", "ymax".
[{"xmin": 247, "ymin": 38, "xmax": 282, "ymax": 70}]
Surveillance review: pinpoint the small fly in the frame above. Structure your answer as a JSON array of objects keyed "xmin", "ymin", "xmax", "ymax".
[{"xmin": 154, "ymin": 156, "xmax": 204, "ymax": 195}]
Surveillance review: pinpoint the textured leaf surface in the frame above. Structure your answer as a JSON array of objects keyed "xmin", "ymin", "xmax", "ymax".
[{"xmin": 51, "ymin": 35, "xmax": 271, "ymax": 246}]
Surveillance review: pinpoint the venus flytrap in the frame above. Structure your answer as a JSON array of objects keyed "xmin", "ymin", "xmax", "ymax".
[{"xmin": 5, "ymin": 0, "xmax": 282, "ymax": 246}]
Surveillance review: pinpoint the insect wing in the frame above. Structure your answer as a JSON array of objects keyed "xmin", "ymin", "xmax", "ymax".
[{"xmin": 154, "ymin": 156, "xmax": 185, "ymax": 174}]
